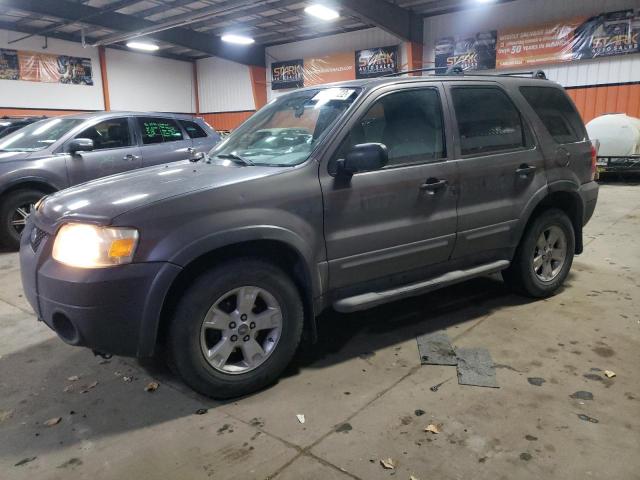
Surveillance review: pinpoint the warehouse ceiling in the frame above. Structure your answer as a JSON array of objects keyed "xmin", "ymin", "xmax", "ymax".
[{"xmin": 0, "ymin": 0, "xmax": 514, "ymax": 65}]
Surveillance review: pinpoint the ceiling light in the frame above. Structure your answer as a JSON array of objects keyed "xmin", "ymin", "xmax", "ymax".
[
  {"xmin": 305, "ymin": 4, "xmax": 339, "ymax": 21},
  {"xmin": 476, "ymin": 0, "xmax": 497, "ymax": 3},
  {"xmin": 221, "ymin": 34, "xmax": 255, "ymax": 45},
  {"xmin": 126, "ymin": 41, "xmax": 159, "ymax": 51}
]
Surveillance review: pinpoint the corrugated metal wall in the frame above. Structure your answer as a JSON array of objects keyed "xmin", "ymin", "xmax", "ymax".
[
  {"xmin": 197, "ymin": 56, "xmax": 256, "ymax": 113},
  {"xmin": 107, "ymin": 48, "xmax": 195, "ymax": 113}
]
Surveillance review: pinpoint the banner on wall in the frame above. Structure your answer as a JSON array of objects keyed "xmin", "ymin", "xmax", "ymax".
[
  {"xmin": 0, "ymin": 49, "xmax": 93, "ymax": 85},
  {"xmin": 271, "ymin": 59, "xmax": 304, "ymax": 90},
  {"xmin": 355, "ymin": 45, "xmax": 398, "ymax": 78},
  {"xmin": 303, "ymin": 52, "xmax": 355, "ymax": 86},
  {"xmin": 497, "ymin": 10, "xmax": 640, "ymax": 68},
  {"xmin": 434, "ymin": 31, "xmax": 497, "ymax": 72},
  {"xmin": 0, "ymin": 49, "xmax": 19, "ymax": 80}
]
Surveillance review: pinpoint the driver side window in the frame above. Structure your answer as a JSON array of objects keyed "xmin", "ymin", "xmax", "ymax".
[
  {"xmin": 75, "ymin": 118, "xmax": 132, "ymax": 150},
  {"xmin": 337, "ymin": 88, "xmax": 446, "ymax": 169}
]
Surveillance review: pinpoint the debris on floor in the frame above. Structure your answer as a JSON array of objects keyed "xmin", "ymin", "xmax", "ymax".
[
  {"xmin": 570, "ymin": 391, "xmax": 594, "ymax": 400},
  {"xmin": 14, "ymin": 457, "xmax": 37, "ymax": 467},
  {"xmin": 456, "ymin": 348, "xmax": 498, "ymax": 388},
  {"xmin": 194, "ymin": 408, "xmax": 208, "ymax": 415},
  {"xmin": 430, "ymin": 377, "xmax": 452, "ymax": 392},
  {"xmin": 44, "ymin": 417, "xmax": 61, "ymax": 427},
  {"xmin": 380, "ymin": 458, "xmax": 396, "ymax": 469},
  {"xmin": 424, "ymin": 423, "xmax": 441, "ymax": 434},
  {"xmin": 604, "ymin": 370, "xmax": 616, "ymax": 378},
  {"xmin": 414, "ymin": 409, "xmax": 425, "ymax": 416},
  {"xmin": 80, "ymin": 380, "xmax": 98, "ymax": 393},
  {"xmin": 527, "ymin": 377, "xmax": 546, "ymax": 386},
  {"xmin": 296, "ymin": 414, "xmax": 306, "ymax": 424},
  {"xmin": 416, "ymin": 331, "xmax": 457, "ymax": 365},
  {"xmin": 577, "ymin": 413, "xmax": 599, "ymax": 423},
  {"xmin": 410, "ymin": 475, "xmax": 420, "ymax": 480},
  {"xmin": 67, "ymin": 375, "xmax": 79, "ymax": 381},
  {"xmin": 144, "ymin": 381, "xmax": 159, "ymax": 392}
]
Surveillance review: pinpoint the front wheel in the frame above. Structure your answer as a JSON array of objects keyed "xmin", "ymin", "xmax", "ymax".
[
  {"xmin": 0, "ymin": 189, "xmax": 46, "ymax": 250},
  {"xmin": 503, "ymin": 208, "xmax": 575, "ymax": 298},
  {"xmin": 168, "ymin": 259, "xmax": 304, "ymax": 399}
]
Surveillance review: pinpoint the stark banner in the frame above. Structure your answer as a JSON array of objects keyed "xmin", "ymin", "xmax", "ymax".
[
  {"xmin": 434, "ymin": 32, "xmax": 497, "ymax": 72},
  {"xmin": 355, "ymin": 45, "xmax": 398, "ymax": 78},
  {"xmin": 0, "ymin": 49, "xmax": 93, "ymax": 85},
  {"xmin": 271, "ymin": 59, "xmax": 304, "ymax": 90}
]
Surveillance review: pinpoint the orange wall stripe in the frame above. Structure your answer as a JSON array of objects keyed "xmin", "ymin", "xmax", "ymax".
[
  {"xmin": 0, "ymin": 108, "xmax": 90, "ymax": 117},
  {"xmin": 98, "ymin": 46, "xmax": 110, "ymax": 111},
  {"xmin": 199, "ymin": 111, "xmax": 255, "ymax": 131},
  {"xmin": 567, "ymin": 83, "xmax": 640, "ymax": 124},
  {"xmin": 405, "ymin": 41, "xmax": 423, "ymax": 76}
]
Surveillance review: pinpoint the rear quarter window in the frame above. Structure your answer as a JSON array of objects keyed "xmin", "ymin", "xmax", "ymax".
[
  {"xmin": 519, "ymin": 86, "xmax": 587, "ymax": 144},
  {"xmin": 179, "ymin": 120, "xmax": 208, "ymax": 139}
]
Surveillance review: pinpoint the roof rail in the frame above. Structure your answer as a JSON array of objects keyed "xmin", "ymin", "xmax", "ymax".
[
  {"xmin": 383, "ymin": 67, "xmax": 546, "ymax": 80},
  {"xmin": 499, "ymin": 70, "xmax": 547, "ymax": 79}
]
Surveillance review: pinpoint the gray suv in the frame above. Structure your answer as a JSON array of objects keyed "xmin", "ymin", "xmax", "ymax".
[
  {"xmin": 0, "ymin": 112, "xmax": 220, "ymax": 248},
  {"xmin": 19, "ymin": 73, "xmax": 598, "ymax": 398}
]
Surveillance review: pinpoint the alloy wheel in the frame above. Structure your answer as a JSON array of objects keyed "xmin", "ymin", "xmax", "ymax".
[
  {"xmin": 532, "ymin": 225, "xmax": 567, "ymax": 282},
  {"xmin": 10, "ymin": 203, "xmax": 34, "ymax": 235},
  {"xmin": 199, "ymin": 286, "xmax": 283, "ymax": 374}
]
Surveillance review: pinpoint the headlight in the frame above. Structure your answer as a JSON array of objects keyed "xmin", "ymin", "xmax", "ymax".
[{"xmin": 52, "ymin": 223, "xmax": 139, "ymax": 268}]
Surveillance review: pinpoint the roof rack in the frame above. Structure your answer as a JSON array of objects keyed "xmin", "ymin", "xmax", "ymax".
[
  {"xmin": 383, "ymin": 65, "xmax": 463, "ymax": 77},
  {"xmin": 498, "ymin": 70, "xmax": 547, "ymax": 79},
  {"xmin": 384, "ymin": 67, "xmax": 546, "ymax": 79}
]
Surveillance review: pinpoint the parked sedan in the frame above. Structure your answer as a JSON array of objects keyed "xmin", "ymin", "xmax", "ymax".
[{"xmin": 0, "ymin": 112, "xmax": 220, "ymax": 248}]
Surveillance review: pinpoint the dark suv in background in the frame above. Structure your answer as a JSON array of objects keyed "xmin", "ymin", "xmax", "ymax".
[
  {"xmin": 0, "ymin": 112, "xmax": 220, "ymax": 248},
  {"xmin": 20, "ymin": 73, "xmax": 598, "ymax": 398},
  {"xmin": 0, "ymin": 116, "xmax": 46, "ymax": 139}
]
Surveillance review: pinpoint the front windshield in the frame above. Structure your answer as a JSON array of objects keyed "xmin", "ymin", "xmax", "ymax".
[
  {"xmin": 0, "ymin": 118, "xmax": 83, "ymax": 152},
  {"xmin": 209, "ymin": 87, "xmax": 360, "ymax": 166}
]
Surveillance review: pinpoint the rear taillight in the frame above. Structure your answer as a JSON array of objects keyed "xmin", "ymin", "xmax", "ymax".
[{"xmin": 590, "ymin": 142, "xmax": 598, "ymax": 181}]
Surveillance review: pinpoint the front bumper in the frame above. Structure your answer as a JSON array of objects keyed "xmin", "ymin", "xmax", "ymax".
[
  {"xmin": 579, "ymin": 181, "xmax": 599, "ymax": 226},
  {"xmin": 20, "ymin": 217, "xmax": 181, "ymax": 357}
]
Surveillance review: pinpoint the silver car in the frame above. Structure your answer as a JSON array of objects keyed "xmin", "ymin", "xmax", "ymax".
[{"xmin": 0, "ymin": 111, "xmax": 220, "ymax": 248}]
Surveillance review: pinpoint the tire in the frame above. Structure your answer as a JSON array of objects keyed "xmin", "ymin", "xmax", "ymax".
[
  {"xmin": 168, "ymin": 258, "xmax": 304, "ymax": 399},
  {"xmin": 0, "ymin": 189, "xmax": 46, "ymax": 250},
  {"xmin": 503, "ymin": 208, "xmax": 575, "ymax": 298}
]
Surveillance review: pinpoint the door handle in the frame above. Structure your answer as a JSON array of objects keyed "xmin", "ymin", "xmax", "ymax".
[
  {"xmin": 419, "ymin": 178, "xmax": 448, "ymax": 194},
  {"xmin": 516, "ymin": 164, "xmax": 536, "ymax": 178},
  {"xmin": 123, "ymin": 154, "xmax": 140, "ymax": 161}
]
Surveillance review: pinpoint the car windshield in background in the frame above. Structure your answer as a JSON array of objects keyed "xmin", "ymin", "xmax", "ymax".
[
  {"xmin": 0, "ymin": 118, "xmax": 83, "ymax": 152},
  {"xmin": 209, "ymin": 87, "xmax": 361, "ymax": 166}
]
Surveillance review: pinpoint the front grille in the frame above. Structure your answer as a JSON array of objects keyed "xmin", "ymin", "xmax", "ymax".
[{"xmin": 30, "ymin": 227, "xmax": 48, "ymax": 252}]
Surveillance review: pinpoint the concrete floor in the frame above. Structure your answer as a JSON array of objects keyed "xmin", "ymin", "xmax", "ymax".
[{"xmin": 1, "ymin": 184, "xmax": 639, "ymax": 480}]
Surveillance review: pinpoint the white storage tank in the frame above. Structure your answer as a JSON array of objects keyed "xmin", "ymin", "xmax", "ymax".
[{"xmin": 586, "ymin": 113, "xmax": 640, "ymax": 157}]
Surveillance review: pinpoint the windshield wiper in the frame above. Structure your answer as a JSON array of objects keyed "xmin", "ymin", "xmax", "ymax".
[{"xmin": 215, "ymin": 153, "xmax": 255, "ymax": 166}]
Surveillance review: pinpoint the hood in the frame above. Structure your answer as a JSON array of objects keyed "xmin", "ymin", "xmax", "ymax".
[
  {"xmin": 39, "ymin": 160, "xmax": 290, "ymax": 225},
  {"xmin": 0, "ymin": 150, "xmax": 36, "ymax": 163}
]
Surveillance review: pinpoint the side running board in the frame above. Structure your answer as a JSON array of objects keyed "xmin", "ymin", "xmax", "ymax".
[{"xmin": 333, "ymin": 260, "xmax": 510, "ymax": 313}]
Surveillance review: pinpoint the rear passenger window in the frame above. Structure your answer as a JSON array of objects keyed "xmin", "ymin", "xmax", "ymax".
[
  {"xmin": 452, "ymin": 87, "xmax": 526, "ymax": 156},
  {"xmin": 519, "ymin": 86, "xmax": 586, "ymax": 144},
  {"xmin": 179, "ymin": 120, "xmax": 208, "ymax": 139},
  {"xmin": 340, "ymin": 88, "xmax": 446, "ymax": 167},
  {"xmin": 137, "ymin": 117, "xmax": 184, "ymax": 145}
]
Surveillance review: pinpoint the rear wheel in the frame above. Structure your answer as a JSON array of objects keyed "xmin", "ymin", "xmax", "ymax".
[
  {"xmin": 0, "ymin": 189, "xmax": 46, "ymax": 250},
  {"xmin": 503, "ymin": 208, "xmax": 575, "ymax": 297},
  {"xmin": 168, "ymin": 259, "xmax": 304, "ymax": 399}
]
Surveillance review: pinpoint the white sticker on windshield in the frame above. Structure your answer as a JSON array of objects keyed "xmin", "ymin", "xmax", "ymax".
[{"xmin": 312, "ymin": 88, "xmax": 356, "ymax": 103}]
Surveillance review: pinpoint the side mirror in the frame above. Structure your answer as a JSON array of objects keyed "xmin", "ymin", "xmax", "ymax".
[
  {"xmin": 336, "ymin": 143, "xmax": 388, "ymax": 175},
  {"xmin": 68, "ymin": 138, "xmax": 94, "ymax": 154}
]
